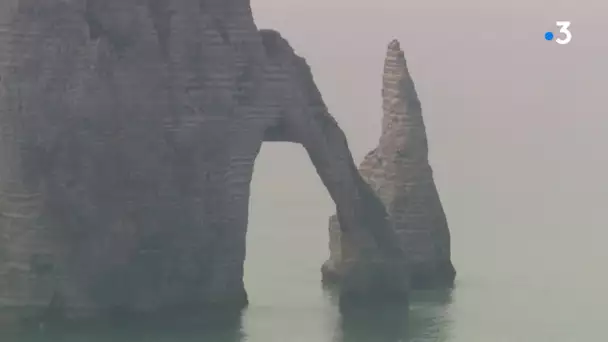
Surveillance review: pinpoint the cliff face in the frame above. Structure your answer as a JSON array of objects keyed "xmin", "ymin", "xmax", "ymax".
[
  {"xmin": 0, "ymin": 0, "xmax": 406, "ymax": 317},
  {"xmin": 323, "ymin": 40, "xmax": 456, "ymax": 289}
]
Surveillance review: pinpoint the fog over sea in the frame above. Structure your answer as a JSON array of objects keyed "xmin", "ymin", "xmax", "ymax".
[
  {"xmin": 5, "ymin": 0, "xmax": 608, "ymax": 341},
  {"xmin": 245, "ymin": 1, "xmax": 607, "ymax": 341}
]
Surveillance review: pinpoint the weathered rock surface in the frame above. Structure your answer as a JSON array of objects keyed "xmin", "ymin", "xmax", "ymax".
[
  {"xmin": 0, "ymin": 0, "xmax": 407, "ymax": 318},
  {"xmin": 323, "ymin": 40, "xmax": 456, "ymax": 289}
]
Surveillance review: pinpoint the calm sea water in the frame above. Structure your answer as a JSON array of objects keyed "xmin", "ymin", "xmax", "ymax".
[{"xmin": 242, "ymin": 145, "xmax": 608, "ymax": 342}]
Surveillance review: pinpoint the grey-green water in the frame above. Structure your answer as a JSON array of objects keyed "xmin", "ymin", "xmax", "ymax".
[{"xmin": 243, "ymin": 145, "xmax": 607, "ymax": 342}]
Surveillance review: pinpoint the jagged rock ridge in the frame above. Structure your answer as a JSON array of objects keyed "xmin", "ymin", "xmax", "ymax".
[
  {"xmin": 0, "ymin": 0, "xmax": 407, "ymax": 318},
  {"xmin": 323, "ymin": 40, "xmax": 456, "ymax": 289}
]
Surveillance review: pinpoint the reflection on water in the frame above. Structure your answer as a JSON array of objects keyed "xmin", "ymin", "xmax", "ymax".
[
  {"xmin": 0, "ymin": 308, "xmax": 244, "ymax": 342},
  {"xmin": 337, "ymin": 301, "xmax": 410, "ymax": 342},
  {"xmin": 403, "ymin": 290, "xmax": 454, "ymax": 342},
  {"xmin": 330, "ymin": 287, "xmax": 453, "ymax": 342},
  {"xmin": 0, "ymin": 289, "xmax": 453, "ymax": 342}
]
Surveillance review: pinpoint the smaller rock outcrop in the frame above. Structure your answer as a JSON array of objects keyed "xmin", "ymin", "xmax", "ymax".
[{"xmin": 323, "ymin": 39, "xmax": 456, "ymax": 289}]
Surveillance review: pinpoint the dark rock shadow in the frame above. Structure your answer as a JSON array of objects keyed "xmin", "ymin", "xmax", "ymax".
[
  {"xmin": 325, "ymin": 285, "xmax": 454, "ymax": 342},
  {"xmin": 403, "ymin": 289, "xmax": 454, "ymax": 342},
  {"xmin": 337, "ymin": 302, "xmax": 410, "ymax": 342},
  {"xmin": 0, "ymin": 307, "xmax": 245, "ymax": 342}
]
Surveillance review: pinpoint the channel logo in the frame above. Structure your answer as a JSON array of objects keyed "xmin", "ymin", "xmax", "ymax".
[{"xmin": 545, "ymin": 21, "xmax": 572, "ymax": 45}]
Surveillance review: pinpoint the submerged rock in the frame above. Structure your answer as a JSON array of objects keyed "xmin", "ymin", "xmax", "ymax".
[
  {"xmin": 323, "ymin": 40, "xmax": 456, "ymax": 289},
  {"xmin": 0, "ymin": 0, "xmax": 406, "ymax": 319}
]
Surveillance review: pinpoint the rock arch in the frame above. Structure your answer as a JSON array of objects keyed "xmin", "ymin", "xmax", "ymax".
[{"xmin": 0, "ymin": 1, "xmax": 407, "ymax": 318}]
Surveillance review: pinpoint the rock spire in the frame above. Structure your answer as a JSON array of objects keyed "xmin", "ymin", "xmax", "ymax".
[{"xmin": 323, "ymin": 39, "xmax": 456, "ymax": 289}]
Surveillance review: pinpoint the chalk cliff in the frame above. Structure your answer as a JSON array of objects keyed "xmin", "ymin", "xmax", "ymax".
[
  {"xmin": 0, "ymin": 0, "xmax": 407, "ymax": 318},
  {"xmin": 323, "ymin": 40, "xmax": 456, "ymax": 289}
]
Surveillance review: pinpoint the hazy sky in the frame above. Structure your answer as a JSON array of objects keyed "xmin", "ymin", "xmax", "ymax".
[{"xmin": 246, "ymin": 0, "xmax": 607, "ymax": 290}]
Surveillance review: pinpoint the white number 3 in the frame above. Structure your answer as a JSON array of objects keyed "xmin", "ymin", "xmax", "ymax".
[{"xmin": 556, "ymin": 21, "xmax": 572, "ymax": 45}]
